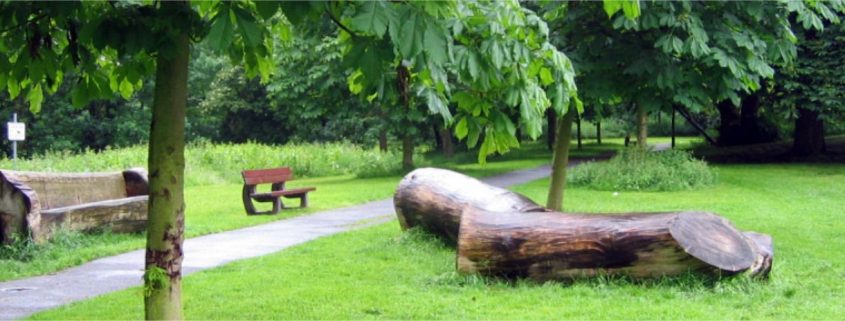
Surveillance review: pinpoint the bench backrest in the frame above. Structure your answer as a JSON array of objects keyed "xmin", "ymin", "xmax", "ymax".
[
  {"xmin": 3, "ymin": 171, "xmax": 128, "ymax": 210},
  {"xmin": 242, "ymin": 167, "xmax": 294, "ymax": 185}
]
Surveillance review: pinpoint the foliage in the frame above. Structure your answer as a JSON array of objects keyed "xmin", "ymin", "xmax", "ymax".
[
  {"xmin": 29, "ymin": 163, "xmax": 845, "ymax": 319},
  {"xmin": 568, "ymin": 148, "xmax": 716, "ymax": 191}
]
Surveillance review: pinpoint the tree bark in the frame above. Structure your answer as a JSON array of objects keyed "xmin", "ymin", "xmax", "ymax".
[
  {"xmin": 717, "ymin": 100, "xmax": 741, "ymax": 146},
  {"xmin": 596, "ymin": 121, "xmax": 602, "ymax": 145},
  {"xmin": 378, "ymin": 129, "xmax": 388, "ymax": 152},
  {"xmin": 393, "ymin": 167, "xmax": 544, "ymax": 244},
  {"xmin": 457, "ymin": 207, "xmax": 773, "ymax": 280},
  {"xmin": 792, "ymin": 107, "xmax": 826, "ymax": 157},
  {"xmin": 402, "ymin": 134, "xmax": 414, "ymax": 171},
  {"xmin": 576, "ymin": 113, "xmax": 582, "ymax": 149},
  {"xmin": 671, "ymin": 108, "xmax": 676, "ymax": 149},
  {"xmin": 145, "ymin": 3, "xmax": 188, "ymax": 319},
  {"xmin": 636, "ymin": 103, "xmax": 648, "ymax": 149},
  {"xmin": 545, "ymin": 108, "xmax": 556, "ymax": 151},
  {"xmin": 439, "ymin": 127, "xmax": 454, "ymax": 158},
  {"xmin": 546, "ymin": 110, "xmax": 575, "ymax": 211}
]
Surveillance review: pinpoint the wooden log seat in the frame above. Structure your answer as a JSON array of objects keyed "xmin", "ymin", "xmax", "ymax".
[
  {"xmin": 0, "ymin": 168, "xmax": 149, "ymax": 244},
  {"xmin": 393, "ymin": 167, "xmax": 773, "ymax": 280},
  {"xmin": 241, "ymin": 167, "xmax": 315, "ymax": 215}
]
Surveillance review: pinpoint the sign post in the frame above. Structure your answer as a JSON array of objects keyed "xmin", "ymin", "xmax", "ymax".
[{"xmin": 7, "ymin": 113, "xmax": 25, "ymax": 169}]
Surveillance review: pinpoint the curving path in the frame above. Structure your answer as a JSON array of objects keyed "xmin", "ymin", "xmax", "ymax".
[{"xmin": 0, "ymin": 163, "xmax": 566, "ymax": 320}]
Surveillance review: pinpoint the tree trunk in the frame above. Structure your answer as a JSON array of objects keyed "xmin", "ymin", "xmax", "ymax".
[
  {"xmin": 546, "ymin": 110, "xmax": 575, "ymax": 211},
  {"xmin": 576, "ymin": 113, "xmax": 582, "ymax": 150},
  {"xmin": 145, "ymin": 3, "xmax": 188, "ymax": 319},
  {"xmin": 378, "ymin": 129, "xmax": 388, "ymax": 152},
  {"xmin": 636, "ymin": 103, "xmax": 648, "ymax": 149},
  {"xmin": 717, "ymin": 100, "xmax": 741, "ymax": 146},
  {"xmin": 402, "ymin": 134, "xmax": 414, "ymax": 171},
  {"xmin": 674, "ymin": 104, "xmax": 718, "ymax": 146},
  {"xmin": 439, "ymin": 128, "xmax": 454, "ymax": 158},
  {"xmin": 393, "ymin": 167, "xmax": 544, "ymax": 245},
  {"xmin": 457, "ymin": 207, "xmax": 773, "ymax": 280},
  {"xmin": 671, "ymin": 108, "xmax": 676, "ymax": 149},
  {"xmin": 596, "ymin": 121, "xmax": 602, "ymax": 145},
  {"xmin": 545, "ymin": 109, "xmax": 556, "ymax": 151},
  {"xmin": 624, "ymin": 134, "xmax": 630, "ymax": 147},
  {"xmin": 432, "ymin": 123, "xmax": 443, "ymax": 152},
  {"xmin": 792, "ymin": 107, "xmax": 826, "ymax": 157}
]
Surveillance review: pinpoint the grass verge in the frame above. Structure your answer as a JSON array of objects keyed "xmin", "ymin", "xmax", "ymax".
[{"xmin": 29, "ymin": 163, "xmax": 845, "ymax": 319}]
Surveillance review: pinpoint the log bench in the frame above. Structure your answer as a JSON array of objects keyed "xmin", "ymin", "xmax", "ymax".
[
  {"xmin": 0, "ymin": 168, "xmax": 149, "ymax": 244},
  {"xmin": 241, "ymin": 167, "xmax": 315, "ymax": 215}
]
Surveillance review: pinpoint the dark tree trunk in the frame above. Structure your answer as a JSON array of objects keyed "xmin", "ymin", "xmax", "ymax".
[
  {"xmin": 545, "ymin": 109, "xmax": 556, "ymax": 151},
  {"xmin": 576, "ymin": 113, "xmax": 582, "ymax": 150},
  {"xmin": 624, "ymin": 134, "xmax": 631, "ymax": 147},
  {"xmin": 546, "ymin": 110, "xmax": 575, "ymax": 211},
  {"xmin": 671, "ymin": 108, "xmax": 676, "ymax": 149},
  {"xmin": 378, "ymin": 129, "xmax": 388, "ymax": 152},
  {"xmin": 402, "ymin": 134, "xmax": 414, "ymax": 170},
  {"xmin": 596, "ymin": 121, "xmax": 602, "ymax": 144},
  {"xmin": 432, "ymin": 123, "xmax": 443, "ymax": 152},
  {"xmin": 738, "ymin": 92, "xmax": 778, "ymax": 145},
  {"xmin": 636, "ymin": 104, "xmax": 648, "ymax": 149},
  {"xmin": 439, "ymin": 128, "xmax": 454, "ymax": 158},
  {"xmin": 792, "ymin": 107, "xmax": 826, "ymax": 157},
  {"xmin": 717, "ymin": 100, "xmax": 742, "ymax": 146}
]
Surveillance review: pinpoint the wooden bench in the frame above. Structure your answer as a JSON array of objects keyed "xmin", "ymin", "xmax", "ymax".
[{"xmin": 241, "ymin": 167, "xmax": 315, "ymax": 215}]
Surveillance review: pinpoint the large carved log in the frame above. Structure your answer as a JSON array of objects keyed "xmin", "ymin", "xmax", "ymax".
[
  {"xmin": 393, "ymin": 168, "xmax": 773, "ymax": 279},
  {"xmin": 457, "ymin": 207, "xmax": 773, "ymax": 279},
  {"xmin": 394, "ymin": 167, "xmax": 545, "ymax": 244}
]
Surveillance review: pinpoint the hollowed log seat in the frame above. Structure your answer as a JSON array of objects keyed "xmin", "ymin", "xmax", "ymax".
[{"xmin": 0, "ymin": 168, "xmax": 149, "ymax": 244}]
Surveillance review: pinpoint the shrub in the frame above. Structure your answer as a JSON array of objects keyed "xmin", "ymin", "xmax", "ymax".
[
  {"xmin": 568, "ymin": 148, "xmax": 717, "ymax": 191},
  {"xmin": 0, "ymin": 142, "xmax": 404, "ymax": 186}
]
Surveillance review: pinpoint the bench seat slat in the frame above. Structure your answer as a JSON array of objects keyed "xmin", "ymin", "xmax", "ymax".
[{"xmin": 250, "ymin": 187, "xmax": 316, "ymax": 202}]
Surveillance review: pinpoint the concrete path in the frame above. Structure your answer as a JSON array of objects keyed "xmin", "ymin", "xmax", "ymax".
[{"xmin": 0, "ymin": 164, "xmax": 559, "ymax": 320}]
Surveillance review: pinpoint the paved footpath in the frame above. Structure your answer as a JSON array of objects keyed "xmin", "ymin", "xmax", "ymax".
[{"xmin": 0, "ymin": 164, "xmax": 560, "ymax": 320}]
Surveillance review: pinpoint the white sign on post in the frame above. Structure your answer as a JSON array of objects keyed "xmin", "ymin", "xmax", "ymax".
[{"xmin": 7, "ymin": 122, "xmax": 25, "ymax": 141}]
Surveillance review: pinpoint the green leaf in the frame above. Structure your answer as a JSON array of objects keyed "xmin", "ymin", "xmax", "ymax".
[
  {"xmin": 423, "ymin": 23, "xmax": 448, "ymax": 65},
  {"xmin": 425, "ymin": 88, "xmax": 452, "ymax": 123},
  {"xmin": 621, "ymin": 0, "xmax": 641, "ymax": 19},
  {"xmin": 254, "ymin": 1, "xmax": 280, "ymax": 20},
  {"xmin": 7, "ymin": 77, "xmax": 20, "ymax": 98},
  {"xmin": 207, "ymin": 6, "xmax": 235, "ymax": 50},
  {"xmin": 539, "ymin": 67, "xmax": 554, "ymax": 86},
  {"xmin": 455, "ymin": 117, "xmax": 468, "ymax": 139},
  {"xmin": 118, "ymin": 78, "xmax": 134, "ymax": 99},
  {"xmin": 233, "ymin": 7, "xmax": 262, "ymax": 48},
  {"xmin": 603, "ymin": 0, "xmax": 623, "ymax": 18},
  {"xmin": 26, "ymin": 84, "xmax": 43, "ymax": 113},
  {"xmin": 397, "ymin": 11, "xmax": 424, "ymax": 58},
  {"xmin": 348, "ymin": 1, "xmax": 390, "ymax": 37}
]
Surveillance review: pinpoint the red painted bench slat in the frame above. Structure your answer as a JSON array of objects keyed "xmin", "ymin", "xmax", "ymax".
[{"xmin": 240, "ymin": 167, "xmax": 315, "ymax": 215}]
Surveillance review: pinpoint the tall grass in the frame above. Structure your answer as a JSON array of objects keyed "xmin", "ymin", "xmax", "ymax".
[
  {"xmin": 0, "ymin": 141, "xmax": 406, "ymax": 186},
  {"xmin": 568, "ymin": 148, "xmax": 717, "ymax": 191}
]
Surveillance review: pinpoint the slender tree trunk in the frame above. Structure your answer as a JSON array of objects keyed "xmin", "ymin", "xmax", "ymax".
[
  {"xmin": 545, "ymin": 109, "xmax": 556, "ymax": 151},
  {"xmin": 432, "ymin": 123, "xmax": 443, "ymax": 152},
  {"xmin": 546, "ymin": 110, "xmax": 575, "ymax": 211},
  {"xmin": 792, "ymin": 107, "xmax": 826, "ymax": 157},
  {"xmin": 636, "ymin": 103, "xmax": 648, "ymax": 149},
  {"xmin": 145, "ymin": 3, "xmax": 188, "ymax": 319},
  {"xmin": 671, "ymin": 108, "xmax": 676, "ymax": 149},
  {"xmin": 576, "ymin": 113, "xmax": 582, "ymax": 149},
  {"xmin": 439, "ymin": 128, "xmax": 454, "ymax": 158},
  {"xmin": 402, "ymin": 134, "xmax": 414, "ymax": 170},
  {"xmin": 596, "ymin": 120, "xmax": 602, "ymax": 144},
  {"xmin": 378, "ymin": 129, "xmax": 388, "ymax": 152},
  {"xmin": 624, "ymin": 134, "xmax": 630, "ymax": 147}
]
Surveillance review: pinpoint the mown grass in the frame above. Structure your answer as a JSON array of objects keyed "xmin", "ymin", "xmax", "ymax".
[
  {"xmin": 3, "ymin": 139, "xmax": 616, "ymax": 282},
  {"xmin": 30, "ymin": 163, "xmax": 845, "ymax": 320}
]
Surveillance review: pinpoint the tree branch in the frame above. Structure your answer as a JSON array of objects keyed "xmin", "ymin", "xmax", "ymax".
[{"xmin": 324, "ymin": 7, "xmax": 358, "ymax": 38}]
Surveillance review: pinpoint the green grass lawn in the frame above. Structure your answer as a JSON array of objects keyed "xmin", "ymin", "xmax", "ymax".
[{"xmin": 30, "ymin": 163, "xmax": 845, "ymax": 320}]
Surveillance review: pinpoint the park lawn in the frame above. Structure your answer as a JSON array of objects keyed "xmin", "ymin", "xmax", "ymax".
[
  {"xmin": 30, "ymin": 163, "xmax": 845, "ymax": 320},
  {"xmin": 3, "ymin": 140, "xmax": 613, "ymax": 282}
]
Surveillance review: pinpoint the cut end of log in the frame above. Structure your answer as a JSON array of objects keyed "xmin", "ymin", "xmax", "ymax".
[
  {"xmin": 743, "ymin": 231, "xmax": 774, "ymax": 278},
  {"xmin": 669, "ymin": 212, "xmax": 755, "ymax": 273}
]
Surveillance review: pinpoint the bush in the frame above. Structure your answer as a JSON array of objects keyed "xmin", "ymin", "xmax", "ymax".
[
  {"xmin": 568, "ymin": 148, "xmax": 717, "ymax": 191},
  {"xmin": 0, "ymin": 142, "xmax": 405, "ymax": 186}
]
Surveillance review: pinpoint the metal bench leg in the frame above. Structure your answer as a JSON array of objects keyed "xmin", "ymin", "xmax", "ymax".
[{"xmin": 271, "ymin": 198, "xmax": 282, "ymax": 214}]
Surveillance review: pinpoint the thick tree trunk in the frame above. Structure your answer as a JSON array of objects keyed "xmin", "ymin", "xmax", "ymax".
[
  {"xmin": 545, "ymin": 109, "xmax": 556, "ymax": 151},
  {"xmin": 439, "ymin": 128, "xmax": 454, "ymax": 158},
  {"xmin": 457, "ymin": 207, "xmax": 773, "ymax": 280},
  {"xmin": 393, "ymin": 168, "xmax": 773, "ymax": 280},
  {"xmin": 402, "ymin": 134, "xmax": 414, "ymax": 170},
  {"xmin": 596, "ymin": 121, "xmax": 602, "ymax": 145},
  {"xmin": 546, "ymin": 110, "xmax": 575, "ymax": 211},
  {"xmin": 792, "ymin": 107, "xmax": 826, "ymax": 157},
  {"xmin": 636, "ymin": 103, "xmax": 648, "ymax": 149},
  {"xmin": 393, "ymin": 167, "xmax": 544, "ymax": 244},
  {"xmin": 145, "ymin": 4, "xmax": 188, "ymax": 319},
  {"xmin": 717, "ymin": 100, "xmax": 741, "ymax": 146}
]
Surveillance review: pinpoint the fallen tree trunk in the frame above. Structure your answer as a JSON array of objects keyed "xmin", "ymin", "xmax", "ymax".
[
  {"xmin": 393, "ymin": 168, "xmax": 773, "ymax": 279},
  {"xmin": 394, "ymin": 168, "xmax": 545, "ymax": 244}
]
